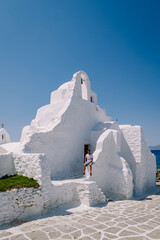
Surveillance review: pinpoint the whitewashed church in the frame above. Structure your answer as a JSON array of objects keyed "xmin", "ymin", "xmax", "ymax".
[{"xmin": 0, "ymin": 71, "xmax": 156, "ymax": 225}]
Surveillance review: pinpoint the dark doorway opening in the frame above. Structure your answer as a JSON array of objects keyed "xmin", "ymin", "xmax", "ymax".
[{"xmin": 84, "ymin": 144, "xmax": 90, "ymax": 163}]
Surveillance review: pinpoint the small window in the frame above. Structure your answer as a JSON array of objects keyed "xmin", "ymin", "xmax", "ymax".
[
  {"xmin": 90, "ymin": 96, "xmax": 93, "ymax": 103},
  {"xmin": 81, "ymin": 78, "xmax": 83, "ymax": 84},
  {"xmin": 2, "ymin": 134, "xmax": 4, "ymax": 140}
]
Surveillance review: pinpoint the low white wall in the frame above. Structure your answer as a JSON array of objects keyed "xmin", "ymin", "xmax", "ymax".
[
  {"xmin": 13, "ymin": 152, "xmax": 53, "ymax": 210},
  {"xmin": 50, "ymin": 182, "xmax": 80, "ymax": 207},
  {"xmin": 0, "ymin": 152, "xmax": 52, "ymax": 226},
  {"xmin": 0, "ymin": 153, "xmax": 16, "ymax": 178},
  {"xmin": 0, "ymin": 152, "xmax": 80, "ymax": 226},
  {"xmin": 0, "ymin": 187, "xmax": 47, "ymax": 226}
]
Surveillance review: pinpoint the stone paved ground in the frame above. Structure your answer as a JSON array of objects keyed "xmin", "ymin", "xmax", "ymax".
[{"xmin": 0, "ymin": 188, "xmax": 160, "ymax": 240}]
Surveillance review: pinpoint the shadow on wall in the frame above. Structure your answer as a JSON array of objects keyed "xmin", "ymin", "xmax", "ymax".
[{"xmin": 120, "ymin": 133, "xmax": 136, "ymax": 195}]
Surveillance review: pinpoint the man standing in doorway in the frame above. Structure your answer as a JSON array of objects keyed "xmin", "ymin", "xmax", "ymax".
[{"xmin": 83, "ymin": 149, "xmax": 93, "ymax": 176}]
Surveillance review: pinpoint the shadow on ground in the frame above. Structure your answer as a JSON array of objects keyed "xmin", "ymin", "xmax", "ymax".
[{"xmin": 1, "ymin": 185, "xmax": 160, "ymax": 231}]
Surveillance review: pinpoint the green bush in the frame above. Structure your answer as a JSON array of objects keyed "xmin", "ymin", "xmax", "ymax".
[{"xmin": 0, "ymin": 175, "xmax": 40, "ymax": 192}]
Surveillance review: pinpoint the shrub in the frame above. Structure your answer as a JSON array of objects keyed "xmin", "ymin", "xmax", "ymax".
[{"xmin": 0, "ymin": 175, "xmax": 40, "ymax": 192}]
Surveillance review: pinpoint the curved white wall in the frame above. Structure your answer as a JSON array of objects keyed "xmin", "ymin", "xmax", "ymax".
[{"xmin": 93, "ymin": 129, "xmax": 133, "ymax": 199}]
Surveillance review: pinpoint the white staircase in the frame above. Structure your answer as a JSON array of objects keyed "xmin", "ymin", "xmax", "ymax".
[
  {"xmin": 52, "ymin": 176, "xmax": 106, "ymax": 207},
  {"xmin": 76, "ymin": 179, "xmax": 106, "ymax": 206}
]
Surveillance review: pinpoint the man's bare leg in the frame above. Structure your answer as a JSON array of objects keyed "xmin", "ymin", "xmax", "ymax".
[
  {"xmin": 83, "ymin": 165, "xmax": 86, "ymax": 175},
  {"xmin": 90, "ymin": 165, "xmax": 92, "ymax": 175}
]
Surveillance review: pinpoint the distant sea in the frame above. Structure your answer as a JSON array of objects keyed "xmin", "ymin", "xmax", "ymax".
[{"xmin": 151, "ymin": 150, "xmax": 160, "ymax": 169}]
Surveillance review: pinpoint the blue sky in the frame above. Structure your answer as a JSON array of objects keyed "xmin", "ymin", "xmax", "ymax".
[{"xmin": 0, "ymin": 0, "xmax": 160, "ymax": 146}]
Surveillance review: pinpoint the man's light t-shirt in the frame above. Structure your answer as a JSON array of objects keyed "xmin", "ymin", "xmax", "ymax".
[
  {"xmin": 85, "ymin": 154, "xmax": 93, "ymax": 161},
  {"xmin": 85, "ymin": 154, "xmax": 93, "ymax": 165}
]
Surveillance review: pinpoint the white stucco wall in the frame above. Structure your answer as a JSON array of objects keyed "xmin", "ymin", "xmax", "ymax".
[{"xmin": 93, "ymin": 129, "xmax": 133, "ymax": 199}]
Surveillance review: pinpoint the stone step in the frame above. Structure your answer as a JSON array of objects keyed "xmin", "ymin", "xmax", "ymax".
[
  {"xmin": 52, "ymin": 177, "xmax": 107, "ymax": 207},
  {"xmin": 76, "ymin": 179, "xmax": 106, "ymax": 206}
]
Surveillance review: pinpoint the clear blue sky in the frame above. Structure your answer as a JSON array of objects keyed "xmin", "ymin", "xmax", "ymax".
[{"xmin": 0, "ymin": 0, "xmax": 160, "ymax": 146}]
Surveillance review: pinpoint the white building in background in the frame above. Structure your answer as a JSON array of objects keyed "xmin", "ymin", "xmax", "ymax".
[
  {"xmin": 0, "ymin": 70, "xmax": 156, "ymax": 225},
  {"xmin": 0, "ymin": 124, "xmax": 11, "ymax": 145}
]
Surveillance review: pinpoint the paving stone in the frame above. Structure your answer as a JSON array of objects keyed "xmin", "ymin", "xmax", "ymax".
[
  {"xmin": 138, "ymin": 224, "xmax": 153, "ymax": 231},
  {"xmin": 95, "ymin": 216, "xmax": 110, "ymax": 222},
  {"xmin": 147, "ymin": 229, "xmax": 160, "ymax": 239},
  {"xmin": 101, "ymin": 213, "xmax": 117, "ymax": 218},
  {"xmin": 72, "ymin": 222, "xmax": 85, "ymax": 229},
  {"xmin": 83, "ymin": 227, "xmax": 97, "ymax": 234},
  {"xmin": 119, "ymin": 237, "xmax": 149, "ymax": 240},
  {"xmin": 119, "ymin": 230, "xmax": 138, "ymax": 236},
  {"xmin": 20, "ymin": 224, "xmax": 39, "ymax": 232},
  {"xmin": 26, "ymin": 230, "xmax": 49, "ymax": 240},
  {"xmin": 104, "ymin": 227, "xmax": 121, "ymax": 234},
  {"xmin": 133, "ymin": 217, "xmax": 148, "ymax": 223},
  {"xmin": 117, "ymin": 222, "xmax": 128, "ymax": 228},
  {"xmin": 61, "ymin": 234, "xmax": 72, "ymax": 239},
  {"xmin": 94, "ymin": 210, "xmax": 102, "ymax": 214},
  {"xmin": 144, "ymin": 214, "xmax": 155, "ymax": 219},
  {"xmin": 10, "ymin": 234, "xmax": 28, "ymax": 240},
  {"xmin": 90, "ymin": 231, "xmax": 102, "ymax": 240},
  {"xmin": 127, "ymin": 226, "xmax": 145, "ymax": 233},
  {"xmin": 71, "ymin": 230, "xmax": 81, "ymax": 239},
  {"xmin": 78, "ymin": 218, "xmax": 97, "ymax": 225},
  {"xmin": 153, "ymin": 216, "xmax": 160, "ymax": 222},
  {"xmin": 125, "ymin": 220, "xmax": 137, "ymax": 225},
  {"xmin": 79, "ymin": 237, "xmax": 92, "ymax": 240},
  {"xmin": 74, "ymin": 211, "xmax": 84, "ymax": 215},
  {"xmin": 105, "ymin": 221, "xmax": 117, "ymax": 226},
  {"xmin": 56, "ymin": 224, "xmax": 77, "ymax": 233},
  {"xmin": 104, "ymin": 233, "xmax": 118, "ymax": 239},
  {"xmin": 42, "ymin": 226, "xmax": 57, "ymax": 232},
  {"xmin": 0, "ymin": 231, "xmax": 12, "ymax": 238},
  {"xmin": 49, "ymin": 231, "xmax": 61, "ymax": 239},
  {"xmin": 85, "ymin": 214, "xmax": 96, "ymax": 219},
  {"xmin": 94, "ymin": 224, "xmax": 106, "ymax": 230},
  {"xmin": 46, "ymin": 219, "xmax": 57, "ymax": 224},
  {"xmin": 115, "ymin": 217, "xmax": 128, "ymax": 222},
  {"xmin": 71, "ymin": 216, "xmax": 82, "ymax": 221},
  {"xmin": 147, "ymin": 220, "xmax": 160, "ymax": 227}
]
